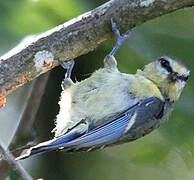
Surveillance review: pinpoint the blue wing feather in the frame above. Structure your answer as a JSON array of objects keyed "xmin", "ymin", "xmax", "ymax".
[
  {"xmin": 16, "ymin": 109, "xmax": 133, "ymax": 160},
  {"xmin": 16, "ymin": 97, "xmax": 164, "ymax": 160},
  {"xmin": 65, "ymin": 115, "xmax": 131, "ymax": 148}
]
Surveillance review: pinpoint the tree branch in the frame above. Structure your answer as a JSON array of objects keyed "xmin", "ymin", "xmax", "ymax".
[
  {"xmin": 0, "ymin": 73, "xmax": 50, "ymax": 179},
  {"xmin": 0, "ymin": 144, "xmax": 33, "ymax": 180},
  {"xmin": 0, "ymin": 0, "xmax": 193, "ymax": 98}
]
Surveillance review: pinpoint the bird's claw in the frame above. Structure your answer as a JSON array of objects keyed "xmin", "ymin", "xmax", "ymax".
[
  {"xmin": 59, "ymin": 59, "xmax": 75, "ymax": 79},
  {"xmin": 110, "ymin": 18, "xmax": 131, "ymax": 56},
  {"xmin": 110, "ymin": 18, "xmax": 131, "ymax": 46}
]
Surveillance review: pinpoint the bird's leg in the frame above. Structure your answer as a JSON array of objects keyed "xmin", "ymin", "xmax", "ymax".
[
  {"xmin": 60, "ymin": 59, "xmax": 75, "ymax": 79},
  {"xmin": 110, "ymin": 18, "xmax": 131, "ymax": 56},
  {"xmin": 104, "ymin": 18, "xmax": 131, "ymax": 69},
  {"xmin": 59, "ymin": 59, "xmax": 75, "ymax": 89},
  {"xmin": 104, "ymin": 55, "xmax": 118, "ymax": 70}
]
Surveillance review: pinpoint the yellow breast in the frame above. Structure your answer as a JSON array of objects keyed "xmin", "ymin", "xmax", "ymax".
[{"xmin": 129, "ymin": 75, "xmax": 164, "ymax": 101}]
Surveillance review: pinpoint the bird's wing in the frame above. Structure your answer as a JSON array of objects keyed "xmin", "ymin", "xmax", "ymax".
[
  {"xmin": 64, "ymin": 96, "xmax": 164, "ymax": 149},
  {"xmin": 16, "ymin": 97, "xmax": 164, "ymax": 160}
]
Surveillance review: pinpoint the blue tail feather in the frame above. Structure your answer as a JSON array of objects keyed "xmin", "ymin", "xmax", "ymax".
[{"xmin": 15, "ymin": 130, "xmax": 79, "ymax": 160}]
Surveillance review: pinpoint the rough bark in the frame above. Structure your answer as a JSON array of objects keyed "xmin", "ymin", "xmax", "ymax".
[{"xmin": 0, "ymin": 0, "xmax": 194, "ymax": 97}]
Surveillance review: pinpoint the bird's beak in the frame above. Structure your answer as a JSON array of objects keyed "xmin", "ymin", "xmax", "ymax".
[
  {"xmin": 179, "ymin": 71, "xmax": 190, "ymax": 82},
  {"xmin": 170, "ymin": 71, "xmax": 190, "ymax": 82}
]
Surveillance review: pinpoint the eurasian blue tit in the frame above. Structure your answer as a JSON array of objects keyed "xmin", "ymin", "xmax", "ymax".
[{"xmin": 16, "ymin": 19, "xmax": 189, "ymax": 160}]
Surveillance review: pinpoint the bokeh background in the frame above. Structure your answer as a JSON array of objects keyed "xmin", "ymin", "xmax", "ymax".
[{"xmin": 0, "ymin": 0, "xmax": 194, "ymax": 179}]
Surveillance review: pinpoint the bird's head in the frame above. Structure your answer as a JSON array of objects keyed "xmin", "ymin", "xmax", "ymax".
[{"xmin": 137, "ymin": 56, "xmax": 190, "ymax": 102}]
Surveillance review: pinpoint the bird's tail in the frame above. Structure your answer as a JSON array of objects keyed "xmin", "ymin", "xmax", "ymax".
[{"xmin": 15, "ymin": 131, "xmax": 78, "ymax": 160}]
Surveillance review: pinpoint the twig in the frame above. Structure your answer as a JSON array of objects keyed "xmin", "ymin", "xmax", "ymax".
[
  {"xmin": 0, "ymin": 72, "xmax": 50, "ymax": 179},
  {"xmin": 0, "ymin": 0, "xmax": 194, "ymax": 98},
  {"xmin": 0, "ymin": 144, "xmax": 33, "ymax": 180}
]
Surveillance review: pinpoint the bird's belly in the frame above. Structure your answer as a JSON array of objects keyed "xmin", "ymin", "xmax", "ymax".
[{"xmin": 71, "ymin": 87, "xmax": 137, "ymax": 126}]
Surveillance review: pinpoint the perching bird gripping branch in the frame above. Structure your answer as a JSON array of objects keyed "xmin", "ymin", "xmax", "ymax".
[{"xmin": 0, "ymin": 0, "xmax": 194, "ymax": 98}]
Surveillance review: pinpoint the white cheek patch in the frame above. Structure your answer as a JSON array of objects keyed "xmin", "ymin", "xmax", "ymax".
[
  {"xmin": 178, "ymin": 80, "xmax": 186, "ymax": 90},
  {"xmin": 174, "ymin": 80, "xmax": 186, "ymax": 100}
]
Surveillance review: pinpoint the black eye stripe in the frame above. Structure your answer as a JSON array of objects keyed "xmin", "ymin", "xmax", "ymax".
[{"xmin": 159, "ymin": 58, "xmax": 173, "ymax": 73}]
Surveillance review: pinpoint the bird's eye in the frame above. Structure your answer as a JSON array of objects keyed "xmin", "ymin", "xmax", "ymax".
[
  {"xmin": 159, "ymin": 58, "xmax": 173, "ymax": 73},
  {"xmin": 160, "ymin": 58, "xmax": 170, "ymax": 68}
]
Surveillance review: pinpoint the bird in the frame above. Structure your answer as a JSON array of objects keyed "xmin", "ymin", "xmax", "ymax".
[{"xmin": 16, "ymin": 19, "xmax": 189, "ymax": 160}]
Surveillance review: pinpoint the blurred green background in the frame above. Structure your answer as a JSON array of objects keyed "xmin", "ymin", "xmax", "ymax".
[{"xmin": 0, "ymin": 0, "xmax": 194, "ymax": 179}]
